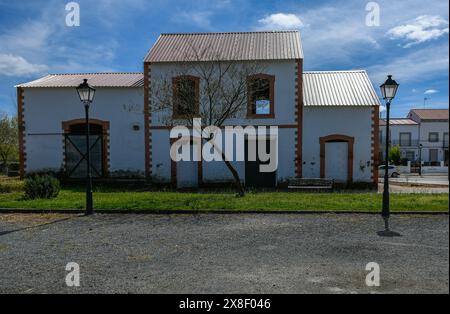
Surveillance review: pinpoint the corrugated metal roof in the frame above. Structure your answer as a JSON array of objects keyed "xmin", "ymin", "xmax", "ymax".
[
  {"xmin": 380, "ymin": 119, "xmax": 418, "ymax": 126},
  {"xmin": 303, "ymin": 70, "xmax": 381, "ymax": 107},
  {"xmin": 409, "ymin": 109, "xmax": 449, "ymax": 121},
  {"xmin": 145, "ymin": 31, "xmax": 303, "ymax": 62},
  {"xmin": 16, "ymin": 73, "xmax": 144, "ymax": 88}
]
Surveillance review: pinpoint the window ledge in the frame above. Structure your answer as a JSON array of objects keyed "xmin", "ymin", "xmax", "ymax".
[{"xmin": 246, "ymin": 114, "xmax": 275, "ymax": 119}]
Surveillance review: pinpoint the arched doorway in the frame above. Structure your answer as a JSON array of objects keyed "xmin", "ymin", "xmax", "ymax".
[
  {"xmin": 62, "ymin": 119, "xmax": 110, "ymax": 178},
  {"xmin": 320, "ymin": 134, "xmax": 354, "ymax": 183}
]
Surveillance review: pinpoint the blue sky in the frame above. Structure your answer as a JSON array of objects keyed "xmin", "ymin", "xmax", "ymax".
[{"xmin": 0, "ymin": 0, "xmax": 448, "ymax": 117}]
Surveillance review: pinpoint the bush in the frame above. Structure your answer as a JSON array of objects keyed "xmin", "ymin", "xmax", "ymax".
[
  {"xmin": 7, "ymin": 162, "xmax": 20, "ymax": 177},
  {"xmin": 24, "ymin": 174, "xmax": 60, "ymax": 199},
  {"xmin": 389, "ymin": 145, "xmax": 402, "ymax": 165}
]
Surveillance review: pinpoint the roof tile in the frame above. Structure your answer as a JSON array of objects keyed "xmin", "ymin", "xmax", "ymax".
[
  {"xmin": 145, "ymin": 31, "xmax": 303, "ymax": 62},
  {"xmin": 409, "ymin": 109, "xmax": 449, "ymax": 121},
  {"xmin": 303, "ymin": 70, "xmax": 380, "ymax": 107},
  {"xmin": 16, "ymin": 73, "xmax": 144, "ymax": 88}
]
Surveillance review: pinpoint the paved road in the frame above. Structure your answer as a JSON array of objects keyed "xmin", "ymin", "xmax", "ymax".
[
  {"xmin": 378, "ymin": 183, "xmax": 449, "ymax": 194},
  {"xmin": 0, "ymin": 214, "xmax": 448, "ymax": 294},
  {"xmin": 382, "ymin": 174, "xmax": 449, "ymax": 186}
]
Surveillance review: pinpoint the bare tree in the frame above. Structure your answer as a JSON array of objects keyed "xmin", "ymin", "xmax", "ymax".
[
  {"xmin": 151, "ymin": 45, "xmax": 267, "ymax": 196},
  {"xmin": 0, "ymin": 113, "xmax": 18, "ymax": 173}
]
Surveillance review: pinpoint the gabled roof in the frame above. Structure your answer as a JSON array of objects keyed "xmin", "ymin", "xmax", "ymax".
[
  {"xmin": 379, "ymin": 119, "xmax": 418, "ymax": 126},
  {"xmin": 408, "ymin": 109, "xmax": 449, "ymax": 121},
  {"xmin": 303, "ymin": 70, "xmax": 381, "ymax": 107},
  {"xmin": 16, "ymin": 73, "xmax": 144, "ymax": 88},
  {"xmin": 145, "ymin": 31, "xmax": 303, "ymax": 63}
]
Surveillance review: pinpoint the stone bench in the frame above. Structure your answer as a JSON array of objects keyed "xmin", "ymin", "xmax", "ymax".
[{"xmin": 287, "ymin": 178, "xmax": 334, "ymax": 191}]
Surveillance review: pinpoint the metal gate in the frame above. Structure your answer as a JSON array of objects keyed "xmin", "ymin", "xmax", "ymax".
[{"xmin": 64, "ymin": 134, "xmax": 103, "ymax": 178}]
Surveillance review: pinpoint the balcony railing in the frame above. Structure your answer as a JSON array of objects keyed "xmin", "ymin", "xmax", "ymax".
[
  {"xmin": 390, "ymin": 139, "xmax": 420, "ymax": 147},
  {"xmin": 379, "ymin": 139, "xmax": 449, "ymax": 148}
]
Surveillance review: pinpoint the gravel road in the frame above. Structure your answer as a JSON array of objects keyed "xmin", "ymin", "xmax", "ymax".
[{"xmin": 0, "ymin": 213, "xmax": 448, "ymax": 294}]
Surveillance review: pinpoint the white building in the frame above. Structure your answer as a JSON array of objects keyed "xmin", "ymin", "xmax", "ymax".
[
  {"xmin": 379, "ymin": 109, "xmax": 449, "ymax": 166},
  {"xmin": 16, "ymin": 31, "xmax": 380, "ymax": 187}
]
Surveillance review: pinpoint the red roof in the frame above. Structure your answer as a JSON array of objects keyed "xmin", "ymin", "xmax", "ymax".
[{"xmin": 409, "ymin": 109, "xmax": 449, "ymax": 121}]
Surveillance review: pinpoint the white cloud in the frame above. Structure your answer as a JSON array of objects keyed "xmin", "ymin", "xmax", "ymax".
[
  {"xmin": 387, "ymin": 15, "xmax": 449, "ymax": 48},
  {"xmin": 258, "ymin": 13, "xmax": 304, "ymax": 30},
  {"xmin": 366, "ymin": 44, "xmax": 449, "ymax": 84},
  {"xmin": 0, "ymin": 1, "xmax": 119, "ymax": 78},
  {"xmin": 424, "ymin": 89, "xmax": 439, "ymax": 95},
  {"xmin": 174, "ymin": 11, "xmax": 213, "ymax": 29},
  {"xmin": 0, "ymin": 54, "xmax": 48, "ymax": 76}
]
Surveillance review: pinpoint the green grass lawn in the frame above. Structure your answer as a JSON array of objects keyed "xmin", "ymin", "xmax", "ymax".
[{"xmin": 0, "ymin": 189, "xmax": 448, "ymax": 212}]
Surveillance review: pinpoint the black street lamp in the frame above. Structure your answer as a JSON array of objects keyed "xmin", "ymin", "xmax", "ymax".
[
  {"xmin": 379, "ymin": 75, "xmax": 399, "ymax": 235},
  {"xmin": 76, "ymin": 79, "xmax": 96, "ymax": 215},
  {"xmin": 419, "ymin": 144, "xmax": 423, "ymax": 176}
]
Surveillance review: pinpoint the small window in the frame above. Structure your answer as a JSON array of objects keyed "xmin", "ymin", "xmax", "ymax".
[
  {"xmin": 247, "ymin": 74, "xmax": 275, "ymax": 118},
  {"xmin": 399, "ymin": 132, "xmax": 411, "ymax": 146},
  {"xmin": 406, "ymin": 151, "xmax": 415, "ymax": 161},
  {"xmin": 429, "ymin": 132, "xmax": 439, "ymax": 142},
  {"xmin": 173, "ymin": 76, "xmax": 199, "ymax": 118}
]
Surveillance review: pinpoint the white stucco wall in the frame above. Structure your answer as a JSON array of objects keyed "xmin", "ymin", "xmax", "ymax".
[
  {"xmin": 22, "ymin": 87, "xmax": 145, "ymax": 176},
  {"xmin": 149, "ymin": 60, "xmax": 298, "ymax": 184},
  {"xmin": 149, "ymin": 60, "xmax": 298, "ymax": 126},
  {"xmin": 151, "ymin": 127, "xmax": 296, "ymax": 184},
  {"xmin": 419, "ymin": 121, "xmax": 449, "ymax": 162},
  {"xmin": 302, "ymin": 106, "xmax": 374, "ymax": 182}
]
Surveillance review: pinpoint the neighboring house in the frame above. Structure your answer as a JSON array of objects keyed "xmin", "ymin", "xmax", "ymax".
[
  {"xmin": 379, "ymin": 109, "xmax": 449, "ymax": 166},
  {"xmin": 16, "ymin": 31, "xmax": 380, "ymax": 187},
  {"xmin": 379, "ymin": 118, "xmax": 420, "ymax": 162}
]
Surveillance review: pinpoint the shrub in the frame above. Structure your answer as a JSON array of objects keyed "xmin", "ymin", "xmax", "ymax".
[
  {"xmin": 7, "ymin": 162, "xmax": 20, "ymax": 177},
  {"xmin": 389, "ymin": 145, "xmax": 402, "ymax": 165},
  {"xmin": 24, "ymin": 174, "xmax": 60, "ymax": 199}
]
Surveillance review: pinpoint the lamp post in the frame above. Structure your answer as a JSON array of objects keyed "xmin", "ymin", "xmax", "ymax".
[
  {"xmin": 379, "ymin": 75, "xmax": 399, "ymax": 233},
  {"xmin": 419, "ymin": 143, "xmax": 423, "ymax": 176},
  {"xmin": 76, "ymin": 79, "xmax": 96, "ymax": 215}
]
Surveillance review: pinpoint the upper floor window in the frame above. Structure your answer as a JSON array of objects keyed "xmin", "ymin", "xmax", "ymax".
[
  {"xmin": 247, "ymin": 74, "xmax": 275, "ymax": 119},
  {"xmin": 399, "ymin": 132, "xmax": 411, "ymax": 146},
  {"xmin": 172, "ymin": 76, "xmax": 199, "ymax": 118},
  {"xmin": 429, "ymin": 132, "xmax": 439, "ymax": 143}
]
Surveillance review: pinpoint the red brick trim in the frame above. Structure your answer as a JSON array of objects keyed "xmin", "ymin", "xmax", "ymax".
[
  {"xmin": 371, "ymin": 105, "xmax": 380, "ymax": 185},
  {"xmin": 144, "ymin": 62, "xmax": 152, "ymax": 178},
  {"xmin": 320, "ymin": 134, "xmax": 354, "ymax": 182},
  {"xmin": 295, "ymin": 60, "xmax": 304, "ymax": 178},
  {"xmin": 17, "ymin": 87, "xmax": 25, "ymax": 179},
  {"xmin": 170, "ymin": 137, "xmax": 177, "ymax": 186},
  {"xmin": 247, "ymin": 73, "xmax": 275, "ymax": 119},
  {"xmin": 62, "ymin": 119, "xmax": 110, "ymax": 177},
  {"xmin": 198, "ymin": 159, "xmax": 203, "ymax": 187}
]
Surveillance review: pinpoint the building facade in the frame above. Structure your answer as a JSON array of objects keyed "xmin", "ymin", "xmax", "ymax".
[
  {"xmin": 379, "ymin": 109, "xmax": 449, "ymax": 166},
  {"xmin": 17, "ymin": 31, "xmax": 381, "ymax": 187}
]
